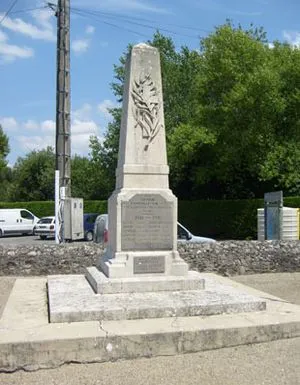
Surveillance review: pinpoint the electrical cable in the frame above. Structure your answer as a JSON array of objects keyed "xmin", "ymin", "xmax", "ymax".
[
  {"xmin": 71, "ymin": 7, "xmax": 202, "ymax": 39},
  {"xmin": 0, "ymin": 0, "xmax": 19, "ymax": 25},
  {"xmin": 71, "ymin": 6, "xmax": 210, "ymax": 34},
  {"xmin": 71, "ymin": 8, "xmax": 150, "ymax": 39},
  {"xmin": 9, "ymin": 6, "xmax": 49, "ymax": 15}
]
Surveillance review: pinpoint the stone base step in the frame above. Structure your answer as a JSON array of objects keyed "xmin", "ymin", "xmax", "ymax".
[
  {"xmin": 1, "ymin": 274, "xmax": 300, "ymax": 372},
  {"xmin": 85, "ymin": 267, "xmax": 205, "ymax": 294},
  {"xmin": 47, "ymin": 273, "xmax": 266, "ymax": 323}
]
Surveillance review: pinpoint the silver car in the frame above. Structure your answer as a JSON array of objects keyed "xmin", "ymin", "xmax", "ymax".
[
  {"xmin": 177, "ymin": 222, "xmax": 215, "ymax": 243},
  {"xmin": 34, "ymin": 216, "xmax": 55, "ymax": 240}
]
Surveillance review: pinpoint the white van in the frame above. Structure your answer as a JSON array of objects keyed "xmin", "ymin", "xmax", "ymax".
[{"xmin": 0, "ymin": 209, "xmax": 39, "ymax": 237}]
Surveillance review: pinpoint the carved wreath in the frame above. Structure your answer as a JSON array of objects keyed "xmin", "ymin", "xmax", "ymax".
[{"xmin": 131, "ymin": 73, "xmax": 163, "ymax": 150}]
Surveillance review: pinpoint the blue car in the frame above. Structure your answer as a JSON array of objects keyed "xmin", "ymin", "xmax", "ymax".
[{"xmin": 83, "ymin": 213, "xmax": 99, "ymax": 241}]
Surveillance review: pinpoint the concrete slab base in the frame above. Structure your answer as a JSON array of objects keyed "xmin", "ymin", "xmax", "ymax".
[
  {"xmin": 48, "ymin": 272, "xmax": 266, "ymax": 323},
  {"xmin": 1, "ymin": 274, "xmax": 300, "ymax": 372}
]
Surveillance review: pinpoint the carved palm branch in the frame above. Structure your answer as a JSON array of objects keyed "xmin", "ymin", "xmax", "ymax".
[{"xmin": 131, "ymin": 73, "xmax": 163, "ymax": 149}]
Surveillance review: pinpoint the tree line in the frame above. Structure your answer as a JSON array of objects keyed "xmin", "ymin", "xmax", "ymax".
[{"xmin": 1, "ymin": 22, "xmax": 300, "ymax": 202}]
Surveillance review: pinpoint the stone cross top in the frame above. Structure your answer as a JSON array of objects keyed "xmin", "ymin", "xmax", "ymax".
[
  {"xmin": 116, "ymin": 43, "xmax": 169, "ymax": 190},
  {"xmin": 99, "ymin": 43, "xmax": 188, "ymax": 279}
]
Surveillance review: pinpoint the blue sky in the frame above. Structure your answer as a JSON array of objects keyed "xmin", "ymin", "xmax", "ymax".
[{"xmin": 0, "ymin": 0, "xmax": 300, "ymax": 166}]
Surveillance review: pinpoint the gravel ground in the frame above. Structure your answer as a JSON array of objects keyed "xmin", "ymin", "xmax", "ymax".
[{"xmin": 0, "ymin": 272, "xmax": 299, "ymax": 385}]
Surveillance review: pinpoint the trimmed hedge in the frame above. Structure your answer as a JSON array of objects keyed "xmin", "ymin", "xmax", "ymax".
[
  {"xmin": 179, "ymin": 197, "xmax": 300, "ymax": 240},
  {"xmin": 2, "ymin": 197, "xmax": 300, "ymax": 240},
  {"xmin": 0, "ymin": 201, "xmax": 107, "ymax": 219},
  {"xmin": 178, "ymin": 199, "xmax": 262, "ymax": 240},
  {"xmin": 0, "ymin": 201, "xmax": 55, "ymax": 218}
]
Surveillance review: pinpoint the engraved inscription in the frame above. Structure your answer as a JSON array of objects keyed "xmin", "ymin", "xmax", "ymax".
[
  {"xmin": 121, "ymin": 194, "xmax": 173, "ymax": 251},
  {"xmin": 134, "ymin": 256, "xmax": 165, "ymax": 274}
]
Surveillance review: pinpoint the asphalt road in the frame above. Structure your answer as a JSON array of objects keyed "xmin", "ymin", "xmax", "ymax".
[
  {"xmin": 0, "ymin": 235, "xmax": 56, "ymax": 245},
  {"xmin": 0, "ymin": 272, "xmax": 299, "ymax": 385}
]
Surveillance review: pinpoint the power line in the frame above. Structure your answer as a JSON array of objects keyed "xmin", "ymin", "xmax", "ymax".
[
  {"xmin": 0, "ymin": 0, "xmax": 19, "ymax": 25},
  {"xmin": 71, "ymin": 7, "xmax": 202, "ymax": 39},
  {"xmin": 71, "ymin": 6, "xmax": 210, "ymax": 34},
  {"xmin": 9, "ymin": 6, "xmax": 49, "ymax": 15},
  {"xmin": 71, "ymin": 8, "xmax": 150, "ymax": 39}
]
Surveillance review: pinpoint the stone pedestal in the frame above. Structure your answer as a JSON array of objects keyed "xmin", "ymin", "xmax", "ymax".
[
  {"xmin": 99, "ymin": 189, "xmax": 188, "ymax": 279},
  {"xmin": 97, "ymin": 43, "xmax": 188, "ymax": 279}
]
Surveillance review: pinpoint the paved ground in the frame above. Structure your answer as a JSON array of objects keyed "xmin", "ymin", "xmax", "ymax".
[
  {"xmin": 0, "ymin": 272, "xmax": 299, "ymax": 385},
  {"xmin": 0, "ymin": 235, "xmax": 55, "ymax": 245},
  {"xmin": 233, "ymin": 272, "xmax": 300, "ymax": 306}
]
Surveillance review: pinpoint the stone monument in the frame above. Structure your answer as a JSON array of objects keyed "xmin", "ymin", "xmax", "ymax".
[
  {"xmin": 99, "ymin": 43, "xmax": 188, "ymax": 279},
  {"xmin": 85, "ymin": 43, "xmax": 205, "ymax": 293},
  {"xmin": 41, "ymin": 43, "xmax": 283, "ymax": 369},
  {"xmin": 47, "ymin": 43, "xmax": 266, "ymax": 325}
]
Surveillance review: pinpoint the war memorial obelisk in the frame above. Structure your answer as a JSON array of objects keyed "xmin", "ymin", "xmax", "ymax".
[
  {"xmin": 32, "ymin": 43, "xmax": 293, "ymax": 371},
  {"xmin": 99, "ymin": 43, "xmax": 189, "ymax": 279},
  {"xmin": 48, "ymin": 44, "xmax": 265, "ymax": 324}
]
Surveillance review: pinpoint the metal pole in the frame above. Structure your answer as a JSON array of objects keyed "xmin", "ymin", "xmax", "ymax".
[
  {"xmin": 55, "ymin": 0, "xmax": 71, "ymax": 198},
  {"xmin": 55, "ymin": 170, "xmax": 60, "ymax": 244}
]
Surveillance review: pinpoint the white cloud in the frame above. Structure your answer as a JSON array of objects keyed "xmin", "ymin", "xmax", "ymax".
[
  {"xmin": 0, "ymin": 14, "xmax": 56, "ymax": 42},
  {"xmin": 71, "ymin": 39, "xmax": 90, "ymax": 54},
  {"xmin": 71, "ymin": 119, "xmax": 98, "ymax": 135},
  {"xmin": 268, "ymin": 42, "xmax": 274, "ymax": 49},
  {"xmin": 4, "ymin": 103, "xmax": 107, "ymax": 164},
  {"xmin": 12, "ymin": 119, "xmax": 55, "ymax": 133},
  {"xmin": 283, "ymin": 30, "xmax": 300, "ymax": 47},
  {"xmin": 0, "ymin": 29, "xmax": 33, "ymax": 63},
  {"xmin": 23, "ymin": 120, "xmax": 39, "ymax": 130},
  {"xmin": 85, "ymin": 25, "xmax": 95, "ymax": 35},
  {"xmin": 97, "ymin": 99, "xmax": 117, "ymax": 119},
  {"xmin": 16, "ymin": 135, "xmax": 54, "ymax": 152},
  {"xmin": 0, "ymin": 8, "xmax": 55, "ymax": 62},
  {"xmin": 31, "ymin": 8, "xmax": 54, "ymax": 31},
  {"xmin": 14, "ymin": 119, "xmax": 100, "ymax": 160},
  {"xmin": 71, "ymin": 119, "xmax": 101, "ymax": 156},
  {"xmin": 73, "ymin": 103, "xmax": 93, "ymax": 120},
  {"xmin": 0, "ymin": 42, "xmax": 33, "ymax": 63},
  {"xmin": 72, "ymin": 133, "xmax": 95, "ymax": 156},
  {"xmin": 0, "ymin": 117, "xmax": 18, "ymax": 130},
  {"xmin": 41, "ymin": 120, "xmax": 55, "ymax": 133},
  {"xmin": 0, "ymin": 30, "xmax": 7, "ymax": 42}
]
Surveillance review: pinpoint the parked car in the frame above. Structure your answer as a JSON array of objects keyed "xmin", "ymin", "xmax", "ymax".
[
  {"xmin": 93, "ymin": 214, "xmax": 108, "ymax": 243},
  {"xmin": 83, "ymin": 213, "xmax": 99, "ymax": 241},
  {"xmin": 93, "ymin": 214, "xmax": 215, "ymax": 244},
  {"xmin": 0, "ymin": 208, "xmax": 39, "ymax": 237},
  {"xmin": 34, "ymin": 216, "xmax": 55, "ymax": 240},
  {"xmin": 177, "ymin": 222, "xmax": 215, "ymax": 243}
]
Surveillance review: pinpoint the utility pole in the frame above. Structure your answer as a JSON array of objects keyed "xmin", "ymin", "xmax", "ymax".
[
  {"xmin": 50, "ymin": 1, "xmax": 84, "ymax": 243},
  {"xmin": 55, "ymin": 0, "xmax": 71, "ymax": 198},
  {"xmin": 48, "ymin": 0, "xmax": 71, "ymax": 243}
]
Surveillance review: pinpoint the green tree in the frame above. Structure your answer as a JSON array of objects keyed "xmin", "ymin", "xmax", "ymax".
[
  {"xmin": 0, "ymin": 124, "xmax": 9, "ymax": 171},
  {"xmin": 0, "ymin": 125, "xmax": 13, "ymax": 201},
  {"xmin": 71, "ymin": 155, "xmax": 94, "ymax": 199},
  {"xmin": 71, "ymin": 154, "xmax": 111, "ymax": 200},
  {"xmin": 168, "ymin": 23, "xmax": 300, "ymax": 198},
  {"xmin": 258, "ymin": 42, "xmax": 300, "ymax": 193},
  {"xmin": 12, "ymin": 147, "xmax": 55, "ymax": 201},
  {"xmin": 89, "ymin": 132, "xmax": 117, "ymax": 198}
]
